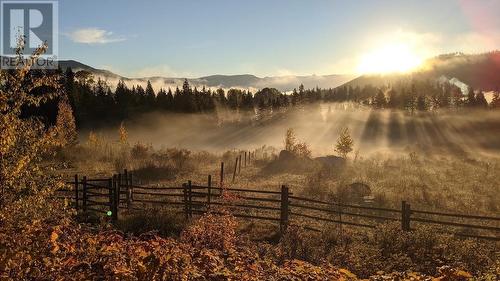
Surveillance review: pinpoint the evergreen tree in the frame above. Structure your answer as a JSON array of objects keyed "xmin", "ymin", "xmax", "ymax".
[
  {"xmin": 335, "ymin": 127, "xmax": 354, "ymax": 158},
  {"xmin": 466, "ymin": 86, "xmax": 476, "ymax": 107},
  {"xmin": 373, "ymin": 90, "xmax": 387, "ymax": 109},
  {"xmin": 475, "ymin": 91, "xmax": 488, "ymax": 108},
  {"xmin": 145, "ymin": 80, "xmax": 156, "ymax": 108},
  {"xmin": 227, "ymin": 89, "xmax": 242, "ymax": 109},
  {"xmin": 156, "ymin": 88, "xmax": 168, "ymax": 110},
  {"xmin": 491, "ymin": 91, "xmax": 500, "ymax": 109},
  {"xmin": 387, "ymin": 88, "xmax": 400, "ymax": 108},
  {"xmin": 416, "ymin": 95, "xmax": 428, "ymax": 111}
]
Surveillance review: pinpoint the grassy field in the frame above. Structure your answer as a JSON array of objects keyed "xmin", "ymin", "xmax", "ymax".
[
  {"xmin": 56, "ymin": 137, "xmax": 499, "ymax": 216},
  {"xmin": 44, "ymin": 112, "xmax": 500, "ymax": 278}
]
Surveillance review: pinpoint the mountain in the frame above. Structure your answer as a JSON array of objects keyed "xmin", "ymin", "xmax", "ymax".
[
  {"xmin": 58, "ymin": 60, "xmax": 355, "ymax": 92},
  {"xmin": 58, "ymin": 60, "xmax": 116, "ymax": 77},
  {"xmin": 339, "ymin": 51, "xmax": 500, "ymax": 92}
]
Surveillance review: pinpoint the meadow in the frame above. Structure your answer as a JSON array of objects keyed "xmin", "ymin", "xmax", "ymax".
[{"xmin": 45, "ymin": 110, "xmax": 500, "ymax": 279}]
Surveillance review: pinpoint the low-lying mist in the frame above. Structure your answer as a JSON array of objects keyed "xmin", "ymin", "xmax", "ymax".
[{"xmin": 81, "ymin": 103, "xmax": 500, "ymax": 158}]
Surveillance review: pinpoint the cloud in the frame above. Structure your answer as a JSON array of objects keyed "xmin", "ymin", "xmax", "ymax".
[
  {"xmin": 110, "ymin": 64, "xmax": 194, "ymax": 79},
  {"xmin": 66, "ymin": 28, "xmax": 125, "ymax": 44},
  {"xmin": 132, "ymin": 65, "xmax": 183, "ymax": 78}
]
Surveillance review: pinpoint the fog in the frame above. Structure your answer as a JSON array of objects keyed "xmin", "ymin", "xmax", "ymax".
[{"xmin": 84, "ymin": 103, "xmax": 500, "ymax": 158}]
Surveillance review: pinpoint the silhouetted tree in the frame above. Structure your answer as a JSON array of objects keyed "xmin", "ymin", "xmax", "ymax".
[
  {"xmin": 373, "ymin": 90, "xmax": 387, "ymax": 109},
  {"xmin": 475, "ymin": 91, "xmax": 488, "ymax": 108},
  {"xmin": 416, "ymin": 95, "xmax": 428, "ymax": 111}
]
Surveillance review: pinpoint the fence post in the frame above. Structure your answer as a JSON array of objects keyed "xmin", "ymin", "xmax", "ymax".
[
  {"xmin": 280, "ymin": 185, "xmax": 289, "ymax": 237},
  {"xmin": 82, "ymin": 176, "xmax": 87, "ymax": 212},
  {"xmin": 115, "ymin": 173, "xmax": 121, "ymax": 221},
  {"xmin": 188, "ymin": 180, "xmax": 193, "ymax": 218},
  {"xmin": 110, "ymin": 175, "xmax": 117, "ymax": 221},
  {"xmin": 401, "ymin": 201, "xmax": 411, "ymax": 231},
  {"xmin": 74, "ymin": 174, "xmax": 79, "ymax": 210},
  {"xmin": 238, "ymin": 154, "xmax": 242, "ymax": 174},
  {"xmin": 124, "ymin": 169, "xmax": 130, "ymax": 210},
  {"xmin": 207, "ymin": 175, "xmax": 212, "ymax": 209},
  {"xmin": 183, "ymin": 183, "xmax": 188, "ymax": 220},
  {"xmin": 406, "ymin": 202, "xmax": 411, "ymax": 231},
  {"xmin": 129, "ymin": 173, "xmax": 134, "ymax": 202},
  {"xmin": 232, "ymin": 157, "xmax": 238, "ymax": 183},
  {"xmin": 244, "ymin": 151, "xmax": 247, "ymax": 167},
  {"xmin": 108, "ymin": 177, "xmax": 113, "ymax": 218},
  {"xmin": 338, "ymin": 199, "xmax": 343, "ymax": 238},
  {"xmin": 220, "ymin": 162, "xmax": 224, "ymax": 187}
]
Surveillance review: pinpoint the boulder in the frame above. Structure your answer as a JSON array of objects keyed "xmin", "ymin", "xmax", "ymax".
[
  {"xmin": 262, "ymin": 150, "xmax": 317, "ymax": 174},
  {"xmin": 348, "ymin": 182, "xmax": 372, "ymax": 198},
  {"xmin": 314, "ymin": 155, "xmax": 346, "ymax": 169},
  {"xmin": 278, "ymin": 149, "xmax": 299, "ymax": 162},
  {"xmin": 338, "ymin": 182, "xmax": 372, "ymax": 204}
]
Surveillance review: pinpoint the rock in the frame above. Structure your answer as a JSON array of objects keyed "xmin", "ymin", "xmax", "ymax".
[
  {"xmin": 314, "ymin": 155, "xmax": 346, "ymax": 169},
  {"xmin": 262, "ymin": 150, "xmax": 317, "ymax": 174},
  {"xmin": 348, "ymin": 182, "xmax": 372, "ymax": 198},
  {"xmin": 278, "ymin": 150, "xmax": 299, "ymax": 162},
  {"xmin": 338, "ymin": 182, "xmax": 372, "ymax": 204}
]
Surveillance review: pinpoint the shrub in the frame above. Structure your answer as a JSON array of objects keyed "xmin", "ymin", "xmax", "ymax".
[
  {"xmin": 284, "ymin": 128, "xmax": 312, "ymax": 158},
  {"xmin": 132, "ymin": 161, "xmax": 176, "ymax": 181},
  {"xmin": 54, "ymin": 99, "xmax": 78, "ymax": 147},
  {"xmin": 181, "ymin": 212, "xmax": 237, "ymax": 252},
  {"xmin": 116, "ymin": 209, "xmax": 186, "ymax": 237},
  {"xmin": 131, "ymin": 142, "xmax": 151, "ymax": 159},
  {"xmin": 118, "ymin": 122, "xmax": 128, "ymax": 145},
  {"xmin": 166, "ymin": 148, "xmax": 192, "ymax": 171},
  {"xmin": 335, "ymin": 127, "xmax": 354, "ymax": 158}
]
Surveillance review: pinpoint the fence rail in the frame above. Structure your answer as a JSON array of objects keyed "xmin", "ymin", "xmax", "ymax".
[{"xmin": 57, "ymin": 170, "xmax": 500, "ymax": 241}]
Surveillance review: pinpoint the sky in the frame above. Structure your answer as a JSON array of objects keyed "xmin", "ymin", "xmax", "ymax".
[{"xmin": 57, "ymin": 0, "xmax": 500, "ymax": 78}]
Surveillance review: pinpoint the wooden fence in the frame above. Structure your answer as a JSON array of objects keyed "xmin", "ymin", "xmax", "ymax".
[{"xmin": 56, "ymin": 170, "xmax": 500, "ymax": 241}]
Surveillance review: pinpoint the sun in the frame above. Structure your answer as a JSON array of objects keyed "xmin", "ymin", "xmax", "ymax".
[{"xmin": 357, "ymin": 43, "xmax": 424, "ymax": 74}]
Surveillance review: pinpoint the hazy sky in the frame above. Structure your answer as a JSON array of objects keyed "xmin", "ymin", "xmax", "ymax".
[{"xmin": 58, "ymin": 0, "xmax": 500, "ymax": 77}]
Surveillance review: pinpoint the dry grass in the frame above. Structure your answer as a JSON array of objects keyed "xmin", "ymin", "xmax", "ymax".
[{"xmin": 57, "ymin": 138, "xmax": 500, "ymax": 216}]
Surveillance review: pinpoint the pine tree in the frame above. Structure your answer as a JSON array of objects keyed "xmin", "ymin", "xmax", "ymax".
[
  {"xmin": 145, "ymin": 80, "xmax": 156, "ymax": 108},
  {"xmin": 373, "ymin": 90, "xmax": 387, "ymax": 109},
  {"xmin": 466, "ymin": 86, "xmax": 476, "ymax": 107},
  {"xmin": 335, "ymin": 127, "xmax": 354, "ymax": 158},
  {"xmin": 475, "ymin": 91, "xmax": 488, "ymax": 108},
  {"xmin": 491, "ymin": 91, "xmax": 500, "ymax": 109},
  {"xmin": 416, "ymin": 95, "xmax": 428, "ymax": 111},
  {"xmin": 387, "ymin": 88, "xmax": 400, "ymax": 108}
]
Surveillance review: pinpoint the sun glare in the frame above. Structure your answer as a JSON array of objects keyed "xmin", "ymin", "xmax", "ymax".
[{"xmin": 357, "ymin": 43, "xmax": 424, "ymax": 74}]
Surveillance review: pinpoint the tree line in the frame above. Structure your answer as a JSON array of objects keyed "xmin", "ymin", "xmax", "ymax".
[{"xmin": 22, "ymin": 67, "xmax": 500, "ymax": 128}]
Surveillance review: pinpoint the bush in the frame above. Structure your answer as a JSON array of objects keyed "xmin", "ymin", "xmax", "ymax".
[
  {"xmin": 274, "ymin": 221, "xmax": 496, "ymax": 278},
  {"xmin": 131, "ymin": 142, "xmax": 151, "ymax": 159},
  {"xmin": 181, "ymin": 212, "xmax": 237, "ymax": 252},
  {"xmin": 132, "ymin": 161, "xmax": 176, "ymax": 181},
  {"xmin": 116, "ymin": 209, "xmax": 186, "ymax": 237},
  {"xmin": 284, "ymin": 128, "xmax": 312, "ymax": 158}
]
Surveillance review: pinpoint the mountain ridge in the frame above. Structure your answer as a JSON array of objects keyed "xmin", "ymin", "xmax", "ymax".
[{"xmin": 57, "ymin": 60, "xmax": 355, "ymax": 92}]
